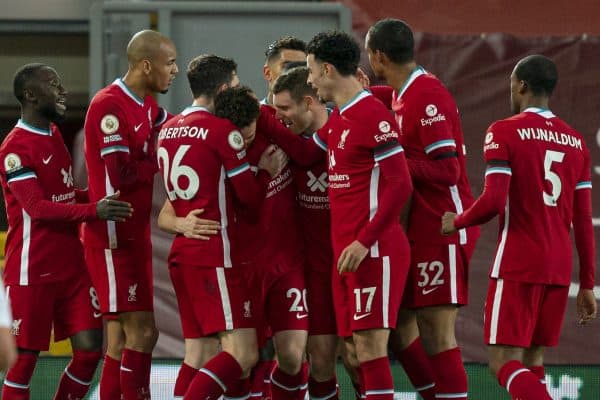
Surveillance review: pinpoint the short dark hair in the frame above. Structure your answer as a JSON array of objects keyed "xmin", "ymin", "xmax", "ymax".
[
  {"xmin": 265, "ymin": 36, "xmax": 307, "ymax": 63},
  {"xmin": 13, "ymin": 63, "xmax": 47, "ymax": 105},
  {"xmin": 306, "ymin": 31, "xmax": 360, "ymax": 76},
  {"xmin": 367, "ymin": 18, "xmax": 414, "ymax": 64},
  {"xmin": 214, "ymin": 86, "xmax": 260, "ymax": 129},
  {"xmin": 281, "ymin": 60, "xmax": 307, "ymax": 72},
  {"xmin": 187, "ymin": 54, "xmax": 237, "ymax": 99},
  {"xmin": 514, "ymin": 55, "xmax": 558, "ymax": 97},
  {"xmin": 273, "ymin": 67, "xmax": 317, "ymax": 103}
]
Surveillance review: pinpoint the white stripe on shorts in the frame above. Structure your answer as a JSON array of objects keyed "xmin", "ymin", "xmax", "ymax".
[
  {"xmin": 489, "ymin": 279, "xmax": 504, "ymax": 344},
  {"xmin": 382, "ymin": 256, "xmax": 390, "ymax": 328},
  {"xmin": 216, "ymin": 268, "xmax": 233, "ymax": 330},
  {"xmin": 449, "ymin": 244, "xmax": 457, "ymax": 304},
  {"xmin": 104, "ymin": 249, "xmax": 117, "ymax": 312}
]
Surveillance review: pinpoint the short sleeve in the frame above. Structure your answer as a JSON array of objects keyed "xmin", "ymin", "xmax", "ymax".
[{"xmin": 87, "ymin": 97, "xmax": 131, "ymax": 158}]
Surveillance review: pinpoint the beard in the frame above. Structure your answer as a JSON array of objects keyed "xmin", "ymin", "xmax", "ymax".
[{"xmin": 40, "ymin": 104, "xmax": 65, "ymax": 123}]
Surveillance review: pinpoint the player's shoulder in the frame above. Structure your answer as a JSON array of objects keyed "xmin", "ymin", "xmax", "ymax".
[{"xmin": 410, "ymin": 74, "xmax": 456, "ymax": 107}]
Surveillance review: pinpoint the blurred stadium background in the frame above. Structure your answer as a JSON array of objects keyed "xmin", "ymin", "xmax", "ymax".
[{"xmin": 0, "ymin": 1, "xmax": 598, "ymax": 398}]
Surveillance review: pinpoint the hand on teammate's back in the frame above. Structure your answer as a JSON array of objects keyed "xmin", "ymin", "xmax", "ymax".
[
  {"xmin": 576, "ymin": 289, "xmax": 597, "ymax": 325},
  {"xmin": 96, "ymin": 190, "xmax": 134, "ymax": 221},
  {"xmin": 259, "ymin": 144, "xmax": 289, "ymax": 178}
]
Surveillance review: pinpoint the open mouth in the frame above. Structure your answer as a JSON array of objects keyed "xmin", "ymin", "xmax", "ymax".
[{"xmin": 56, "ymin": 98, "xmax": 67, "ymax": 111}]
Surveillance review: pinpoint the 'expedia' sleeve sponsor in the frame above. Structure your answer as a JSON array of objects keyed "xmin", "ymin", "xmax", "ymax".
[
  {"xmin": 483, "ymin": 121, "xmax": 510, "ymax": 162},
  {"xmin": 413, "ymin": 90, "xmax": 457, "ymax": 157}
]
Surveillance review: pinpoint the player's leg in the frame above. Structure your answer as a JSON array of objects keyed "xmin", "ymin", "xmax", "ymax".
[
  {"xmin": 271, "ymin": 329, "xmax": 308, "ymax": 399},
  {"xmin": 307, "ymin": 334, "xmax": 339, "ymax": 400},
  {"xmin": 100, "ymin": 318, "xmax": 125, "ymax": 399},
  {"xmin": 339, "ymin": 339, "xmax": 362, "ymax": 400},
  {"xmin": 353, "ymin": 328, "xmax": 394, "ymax": 400},
  {"xmin": 417, "ymin": 305, "xmax": 466, "ymax": 400},
  {"xmin": 184, "ymin": 328, "xmax": 259, "ymax": 400},
  {"xmin": 485, "ymin": 279, "xmax": 551, "ymax": 399},
  {"xmin": 523, "ymin": 346, "xmax": 546, "ymax": 386},
  {"xmin": 53, "ymin": 275, "xmax": 103, "ymax": 400},
  {"xmin": 389, "ymin": 309, "xmax": 436, "ymax": 400}
]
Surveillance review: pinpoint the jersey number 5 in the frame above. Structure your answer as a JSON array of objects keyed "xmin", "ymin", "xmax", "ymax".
[
  {"xmin": 543, "ymin": 150, "xmax": 565, "ymax": 207},
  {"xmin": 157, "ymin": 145, "xmax": 200, "ymax": 201}
]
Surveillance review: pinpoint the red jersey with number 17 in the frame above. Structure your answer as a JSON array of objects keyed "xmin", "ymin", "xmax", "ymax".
[
  {"xmin": 157, "ymin": 106, "xmax": 261, "ymax": 268},
  {"xmin": 483, "ymin": 107, "xmax": 591, "ymax": 285}
]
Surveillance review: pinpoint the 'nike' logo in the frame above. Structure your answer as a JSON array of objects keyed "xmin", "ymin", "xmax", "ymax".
[
  {"xmin": 120, "ymin": 366, "xmax": 133, "ymax": 372},
  {"xmin": 93, "ymin": 312, "xmax": 102, "ymax": 318},
  {"xmin": 42, "ymin": 155, "xmax": 52, "ymax": 164},
  {"xmin": 134, "ymin": 123, "xmax": 143, "ymax": 132},
  {"xmin": 296, "ymin": 313, "xmax": 308, "ymax": 319},
  {"xmin": 422, "ymin": 287, "xmax": 440, "ymax": 295},
  {"xmin": 353, "ymin": 313, "xmax": 371, "ymax": 321}
]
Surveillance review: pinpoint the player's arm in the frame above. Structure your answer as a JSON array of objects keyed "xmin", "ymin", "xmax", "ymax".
[
  {"xmin": 157, "ymin": 200, "xmax": 220, "ymax": 240},
  {"xmin": 572, "ymin": 151, "xmax": 597, "ymax": 324},
  {"xmin": 256, "ymin": 106, "xmax": 325, "ymax": 167},
  {"xmin": 441, "ymin": 160, "xmax": 510, "ymax": 234}
]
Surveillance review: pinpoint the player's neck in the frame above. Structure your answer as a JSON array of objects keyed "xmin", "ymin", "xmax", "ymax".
[
  {"xmin": 387, "ymin": 61, "xmax": 418, "ymax": 93},
  {"xmin": 20, "ymin": 109, "xmax": 51, "ymax": 131},
  {"xmin": 122, "ymin": 72, "xmax": 148, "ymax": 100},
  {"xmin": 333, "ymin": 76, "xmax": 365, "ymax": 108},
  {"xmin": 307, "ymin": 105, "xmax": 329, "ymax": 134},
  {"xmin": 192, "ymin": 96, "xmax": 214, "ymax": 113},
  {"xmin": 520, "ymin": 97, "xmax": 550, "ymax": 113}
]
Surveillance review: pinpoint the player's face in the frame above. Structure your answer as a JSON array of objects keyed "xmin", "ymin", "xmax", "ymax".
[
  {"xmin": 365, "ymin": 37, "xmax": 384, "ymax": 79},
  {"xmin": 273, "ymin": 91, "xmax": 312, "ymax": 135},
  {"xmin": 149, "ymin": 39, "xmax": 178, "ymax": 94},
  {"xmin": 267, "ymin": 49, "xmax": 306, "ymax": 89},
  {"xmin": 229, "ymin": 72, "xmax": 240, "ymax": 89},
  {"xmin": 240, "ymin": 120, "xmax": 257, "ymax": 147},
  {"xmin": 306, "ymin": 54, "xmax": 332, "ymax": 102},
  {"xmin": 32, "ymin": 67, "xmax": 67, "ymax": 122}
]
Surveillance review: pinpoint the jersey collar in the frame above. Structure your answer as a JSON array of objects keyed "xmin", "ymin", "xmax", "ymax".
[
  {"xmin": 339, "ymin": 90, "xmax": 371, "ymax": 115},
  {"xmin": 523, "ymin": 107, "xmax": 556, "ymax": 119},
  {"xmin": 16, "ymin": 119, "xmax": 52, "ymax": 136},
  {"xmin": 181, "ymin": 105, "xmax": 211, "ymax": 116},
  {"xmin": 113, "ymin": 78, "xmax": 144, "ymax": 106},
  {"xmin": 396, "ymin": 66, "xmax": 427, "ymax": 101}
]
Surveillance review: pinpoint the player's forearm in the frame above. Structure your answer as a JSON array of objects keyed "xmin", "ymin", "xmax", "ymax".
[
  {"xmin": 257, "ymin": 109, "xmax": 324, "ymax": 167},
  {"xmin": 357, "ymin": 155, "xmax": 412, "ymax": 248},
  {"xmin": 104, "ymin": 152, "xmax": 156, "ymax": 190},
  {"xmin": 10, "ymin": 179, "xmax": 97, "ymax": 222},
  {"xmin": 407, "ymin": 155, "xmax": 460, "ymax": 186},
  {"xmin": 454, "ymin": 172, "xmax": 510, "ymax": 229},
  {"xmin": 573, "ymin": 189, "xmax": 595, "ymax": 289},
  {"xmin": 157, "ymin": 201, "xmax": 179, "ymax": 234}
]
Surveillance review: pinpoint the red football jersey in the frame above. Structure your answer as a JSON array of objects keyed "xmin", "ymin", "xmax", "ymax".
[
  {"xmin": 235, "ymin": 127, "xmax": 303, "ymax": 267},
  {"xmin": 83, "ymin": 79, "xmax": 165, "ymax": 248},
  {"xmin": 392, "ymin": 68, "xmax": 477, "ymax": 245},
  {"xmin": 314, "ymin": 91, "xmax": 410, "ymax": 258},
  {"xmin": 0, "ymin": 121, "xmax": 83, "ymax": 285},
  {"xmin": 483, "ymin": 107, "xmax": 592, "ymax": 285}
]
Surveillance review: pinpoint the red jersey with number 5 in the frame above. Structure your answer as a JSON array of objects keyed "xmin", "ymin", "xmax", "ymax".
[
  {"xmin": 483, "ymin": 107, "xmax": 591, "ymax": 285},
  {"xmin": 157, "ymin": 106, "xmax": 263, "ymax": 268}
]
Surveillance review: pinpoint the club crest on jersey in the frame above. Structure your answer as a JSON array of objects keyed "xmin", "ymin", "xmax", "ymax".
[
  {"xmin": 3, "ymin": 153, "xmax": 22, "ymax": 172},
  {"xmin": 378, "ymin": 121, "xmax": 391, "ymax": 133},
  {"xmin": 11, "ymin": 319, "xmax": 22, "ymax": 336},
  {"xmin": 100, "ymin": 114, "xmax": 119, "ymax": 135},
  {"xmin": 128, "ymin": 283, "xmax": 138, "ymax": 302},
  {"xmin": 425, "ymin": 104, "xmax": 438, "ymax": 117},
  {"xmin": 228, "ymin": 130, "xmax": 245, "ymax": 151},
  {"xmin": 338, "ymin": 129, "xmax": 350, "ymax": 149},
  {"xmin": 244, "ymin": 300, "xmax": 252, "ymax": 318}
]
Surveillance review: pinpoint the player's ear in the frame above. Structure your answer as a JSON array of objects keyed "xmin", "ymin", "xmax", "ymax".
[
  {"xmin": 304, "ymin": 95, "xmax": 313, "ymax": 108},
  {"xmin": 23, "ymin": 89, "xmax": 36, "ymax": 103},
  {"xmin": 263, "ymin": 64, "xmax": 271, "ymax": 82},
  {"xmin": 141, "ymin": 59, "xmax": 152, "ymax": 75},
  {"xmin": 217, "ymin": 82, "xmax": 228, "ymax": 94},
  {"xmin": 518, "ymin": 80, "xmax": 528, "ymax": 95}
]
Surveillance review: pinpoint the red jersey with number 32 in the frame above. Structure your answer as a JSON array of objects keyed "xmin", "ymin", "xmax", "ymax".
[
  {"xmin": 157, "ymin": 106, "xmax": 255, "ymax": 268},
  {"xmin": 483, "ymin": 107, "xmax": 591, "ymax": 285}
]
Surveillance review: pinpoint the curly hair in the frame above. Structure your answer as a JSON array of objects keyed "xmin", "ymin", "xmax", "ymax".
[
  {"xmin": 306, "ymin": 30, "xmax": 360, "ymax": 76},
  {"xmin": 214, "ymin": 86, "xmax": 260, "ymax": 129},
  {"xmin": 366, "ymin": 18, "xmax": 414, "ymax": 64},
  {"xmin": 273, "ymin": 66, "xmax": 317, "ymax": 103},
  {"xmin": 187, "ymin": 54, "xmax": 237, "ymax": 99},
  {"xmin": 265, "ymin": 36, "xmax": 307, "ymax": 62}
]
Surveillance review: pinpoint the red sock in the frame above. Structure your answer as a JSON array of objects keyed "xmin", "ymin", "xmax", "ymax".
[
  {"xmin": 360, "ymin": 357, "xmax": 394, "ymax": 400},
  {"xmin": 395, "ymin": 338, "xmax": 436, "ymax": 400},
  {"xmin": 54, "ymin": 350, "xmax": 101, "ymax": 400},
  {"xmin": 497, "ymin": 360, "xmax": 552, "ymax": 400},
  {"xmin": 2, "ymin": 352, "xmax": 38, "ymax": 400},
  {"xmin": 184, "ymin": 352, "xmax": 243, "ymax": 400},
  {"xmin": 429, "ymin": 347, "xmax": 467, "ymax": 399},
  {"xmin": 249, "ymin": 360, "xmax": 271, "ymax": 399},
  {"xmin": 174, "ymin": 362, "xmax": 198, "ymax": 397},
  {"xmin": 224, "ymin": 377, "xmax": 250, "ymax": 399},
  {"xmin": 121, "ymin": 349, "xmax": 152, "ymax": 400},
  {"xmin": 100, "ymin": 354, "xmax": 121, "ymax": 400},
  {"xmin": 308, "ymin": 376, "xmax": 338, "ymax": 400},
  {"xmin": 263, "ymin": 360, "xmax": 275, "ymax": 400},
  {"xmin": 270, "ymin": 362, "xmax": 309, "ymax": 400},
  {"xmin": 529, "ymin": 365, "xmax": 546, "ymax": 384}
]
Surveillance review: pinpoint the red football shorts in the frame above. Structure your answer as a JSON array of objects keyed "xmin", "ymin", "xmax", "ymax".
[
  {"xmin": 305, "ymin": 264, "xmax": 337, "ymax": 336},
  {"xmin": 84, "ymin": 245, "xmax": 153, "ymax": 314},
  {"xmin": 403, "ymin": 243, "xmax": 474, "ymax": 308},
  {"xmin": 333, "ymin": 254, "xmax": 409, "ymax": 338},
  {"xmin": 484, "ymin": 278, "xmax": 569, "ymax": 347},
  {"xmin": 6, "ymin": 274, "xmax": 102, "ymax": 350},
  {"xmin": 170, "ymin": 265, "xmax": 254, "ymax": 338}
]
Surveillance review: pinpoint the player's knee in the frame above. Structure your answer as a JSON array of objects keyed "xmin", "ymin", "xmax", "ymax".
[
  {"xmin": 70, "ymin": 329, "xmax": 103, "ymax": 352},
  {"xmin": 231, "ymin": 347, "xmax": 259, "ymax": 372},
  {"xmin": 309, "ymin": 354, "xmax": 336, "ymax": 381},
  {"xmin": 420, "ymin": 331, "xmax": 457, "ymax": 355},
  {"xmin": 275, "ymin": 340, "xmax": 305, "ymax": 374}
]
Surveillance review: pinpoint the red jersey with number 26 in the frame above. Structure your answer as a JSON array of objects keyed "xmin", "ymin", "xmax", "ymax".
[{"xmin": 483, "ymin": 107, "xmax": 591, "ymax": 285}]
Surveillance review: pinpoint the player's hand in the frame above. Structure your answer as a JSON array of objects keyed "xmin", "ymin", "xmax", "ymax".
[
  {"xmin": 356, "ymin": 67, "xmax": 371, "ymax": 89},
  {"xmin": 576, "ymin": 288, "xmax": 597, "ymax": 325},
  {"xmin": 259, "ymin": 144, "xmax": 289, "ymax": 178},
  {"xmin": 337, "ymin": 240, "xmax": 369, "ymax": 273},
  {"xmin": 441, "ymin": 212, "xmax": 458, "ymax": 235},
  {"xmin": 176, "ymin": 209, "xmax": 220, "ymax": 240},
  {"xmin": 96, "ymin": 191, "xmax": 134, "ymax": 221}
]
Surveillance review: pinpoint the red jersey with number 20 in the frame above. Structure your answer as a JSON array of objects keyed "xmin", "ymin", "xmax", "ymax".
[
  {"xmin": 483, "ymin": 107, "xmax": 592, "ymax": 285},
  {"xmin": 157, "ymin": 106, "xmax": 263, "ymax": 268}
]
